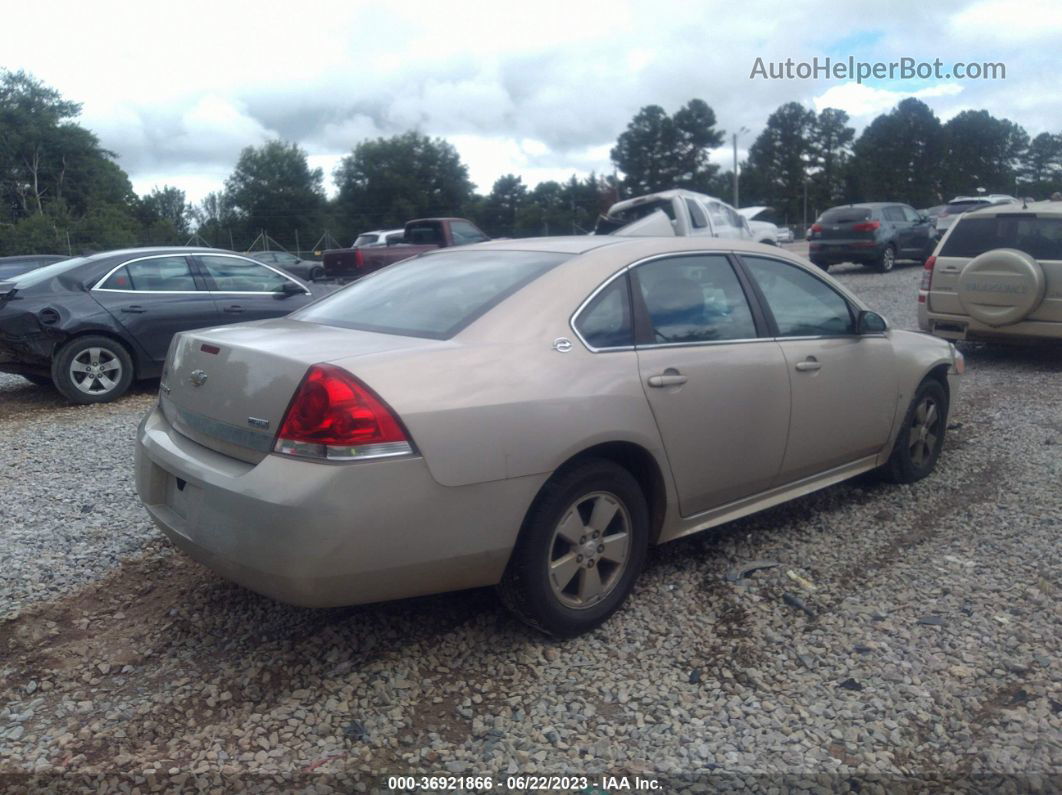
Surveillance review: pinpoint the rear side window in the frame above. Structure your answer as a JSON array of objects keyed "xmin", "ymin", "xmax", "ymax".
[
  {"xmin": 101, "ymin": 257, "xmax": 198, "ymax": 291},
  {"xmin": 633, "ymin": 254, "xmax": 757, "ymax": 344},
  {"xmin": 574, "ymin": 275, "xmax": 633, "ymax": 349},
  {"xmin": 296, "ymin": 250, "xmax": 568, "ymax": 339},
  {"xmin": 819, "ymin": 207, "xmax": 871, "ymax": 224},
  {"xmin": 941, "ymin": 216, "xmax": 1062, "ymax": 260},
  {"xmin": 200, "ymin": 256, "xmax": 292, "ymax": 293},
  {"xmin": 405, "ymin": 223, "xmax": 444, "ymax": 245}
]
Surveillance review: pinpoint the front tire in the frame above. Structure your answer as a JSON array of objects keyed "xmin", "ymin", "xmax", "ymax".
[
  {"xmin": 498, "ymin": 459, "xmax": 649, "ymax": 637},
  {"xmin": 310, "ymin": 266, "xmax": 325, "ymax": 281},
  {"xmin": 882, "ymin": 379, "xmax": 948, "ymax": 483},
  {"xmin": 52, "ymin": 336, "xmax": 134, "ymax": 404}
]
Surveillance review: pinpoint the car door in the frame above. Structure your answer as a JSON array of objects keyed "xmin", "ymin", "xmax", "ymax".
[
  {"xmin": 92, "ymin": 254, "xmax": 221, "ymax": 362},
  {"xmin": 631, "ymin": 253, "xmax": 791, "ymax": 517},
  {"xmin": 901, "ymin": 204, "xmax": 934, "ymax": 259},
  {"xmin": 882, "ymin": 205, "xmax": 912, "ymax": 255},
  {"xmin": 196, "ymin": 254, "xmax": 313, "ymax": 322},
  {"xmin": 683, "ymin": 198, "xmax": 714, "ymax": 238},
  {"xmin": 739, "ymin": 254, "xmax": 897, "ymax": 483},
  {"xmin": 705, "ymin": 201, "xmax": 744, "ymax": 239}
]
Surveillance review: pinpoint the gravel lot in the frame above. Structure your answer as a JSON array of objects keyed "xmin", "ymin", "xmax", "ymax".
[{"xmin": 1, "ymin": 257, "xmax": 1060, "ymax": 793}]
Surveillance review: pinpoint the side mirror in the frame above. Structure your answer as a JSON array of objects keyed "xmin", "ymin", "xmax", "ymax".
[
  {"xmin": 857, "ymin": 309, "xmax": 887, "ymax": 334},
  {"xmin": 277, "ymin": 281, "xmax": 306, "ymax": 298}
]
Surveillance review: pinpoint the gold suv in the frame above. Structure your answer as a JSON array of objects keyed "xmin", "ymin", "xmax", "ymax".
[{"xmin": 919, "ymin": 200, "xmax": 1062, "ymax": 342}]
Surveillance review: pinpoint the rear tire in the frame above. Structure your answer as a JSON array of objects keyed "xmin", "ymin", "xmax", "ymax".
[
  {"xmin": 52, "ymin": 335, "xmax": 134, "ymax": 404},
  {"xmin": 876, "ymin": 244, "xmax": 896, "ymax": 273},
  {"xmin": 498, "ymin": 459, "xmax": 649, "ymax": 637},
  {"xmin": 310, "ymin": 266, "xmax": 325, "ymax": 281},
  {"xmin": 882, "ymin": 379, "xmax": 948, "ymax": 483}
]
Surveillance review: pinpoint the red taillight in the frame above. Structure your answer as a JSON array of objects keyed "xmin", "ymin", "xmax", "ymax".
[
  {"xmin": 918, "ymin": 255, "xmax": 936, "ymax": 300},
  {"xmin": 852, "ymin": 221, "xmax": 881, "ymax": 232},
  {"xmin": 354, "ymin": 249, "xmax": 365, "ymax": 268},
  {"xmin": 810, "ymin": 224, "xmax": 822, "ymax": 234},
  {"xmin": 274, "ymin": 364, "xmax": 412, "ymax": 461}
]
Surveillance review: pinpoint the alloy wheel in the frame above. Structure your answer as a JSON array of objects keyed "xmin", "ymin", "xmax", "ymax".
[
  {"xmin": 70, "ymin": 347, "xmax": 123, "ymax": 395},
  {"xmin": 908, "ymin": 395, "xmax": 940, "ymax": 468},
  {"xmin": 547, "ymin": 491, "xmax": 631, "ymax": 609}
]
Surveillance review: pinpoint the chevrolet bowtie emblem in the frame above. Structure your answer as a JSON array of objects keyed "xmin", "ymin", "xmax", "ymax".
[{"xmin": 190, "ymin": 369, "xmax": 208, "ymax": 387}]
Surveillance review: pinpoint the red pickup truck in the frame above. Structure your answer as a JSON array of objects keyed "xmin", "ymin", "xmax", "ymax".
[{"xmin": 322, "ymin": 217, "xmax": 490, "ymax": 281}]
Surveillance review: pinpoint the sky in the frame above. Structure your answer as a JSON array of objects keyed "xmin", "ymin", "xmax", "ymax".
[{"xmin": 3, "ymin": 0, "xmax": 1060, "ymax": 204}]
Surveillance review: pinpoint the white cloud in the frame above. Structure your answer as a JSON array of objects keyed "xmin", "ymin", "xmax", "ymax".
[
  {"xmin": 949, "ymin": 0, "xmax": 1062, "ymax": 41},
  {"xmin": 813, "ymin": 82, "xmax": 964, "ymax": 119}
]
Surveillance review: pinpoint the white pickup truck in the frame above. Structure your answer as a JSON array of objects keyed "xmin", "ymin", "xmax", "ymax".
[{"xmin": 595, "ymin": 189, "xmax": 781, "ymax": 245}]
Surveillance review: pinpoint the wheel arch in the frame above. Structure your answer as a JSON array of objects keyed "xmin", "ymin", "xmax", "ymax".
[
  {"xmin": 55, "ymin": 329, "xmax": 144, "ymax": 379},
  {"xmin": 538, "ymin": 441, "xmax": 669, "ymax": 545}
]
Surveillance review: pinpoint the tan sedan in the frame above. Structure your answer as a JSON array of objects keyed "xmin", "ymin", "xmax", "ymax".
[{"xmin": 135, "ymin": 237, "xmax": 962, "ymax": 636}]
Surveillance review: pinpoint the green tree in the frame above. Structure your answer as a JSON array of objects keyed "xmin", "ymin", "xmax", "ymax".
[
  {"xmin": 483, "ymin": 174, "xmax": 528, "ymax": 237},
  {"xmin": 808, "ymin": 108, "xmax": 855, "ymax": 209},
  {"xmin": 940, "ymin": 110, "xmax": 1028, "ymax": 199},
  {"xmin": 742, "ymin": 102, "xmax": 817, "ymax": 223},
  {"xmin": 1018, "ymin": 132, "xmax": 1062, "ymax": 198},
  {"xmin": 225, "ymin": 139, "xmax": 325, "ymax": 247},
  {"xmin": 611, "ymin": 99, "xmax": 724, "ymax": 195},
  {"xmin": 333, "ymin": 131, "xmax": 474, "ymax": 236},
  {"xmin": 848, "ymin": 98, "xmax": 944, "ymax": 208}
]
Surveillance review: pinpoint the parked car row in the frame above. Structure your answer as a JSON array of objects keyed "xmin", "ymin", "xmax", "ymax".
[{"xmin": 807, "ymin": 202, "xmax": 937, "ymax": 273}]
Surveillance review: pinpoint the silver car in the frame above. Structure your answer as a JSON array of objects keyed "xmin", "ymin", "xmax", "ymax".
[{"xmin": 135, "ymin": 237, "xmax": 963, "ymax": 636}]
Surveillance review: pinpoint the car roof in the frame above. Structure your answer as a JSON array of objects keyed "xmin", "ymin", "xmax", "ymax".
[
  {"xmin": 958, "ymin": 200, "xmax": 1062, "ymax": 218},
  {"xmin": 447, "ymin": 235, "xmax": 802, "ymax": 258},
  {"xmin": 81, "ymin": 246, "xmax": 233, "ymax": 262},
  {"xmin": 607, "ymin": 189, "xmax": 734, "ymax": 214},
  {"xmin": 825, "ymin": 202, "xmax": 905, "ymax": 209}
]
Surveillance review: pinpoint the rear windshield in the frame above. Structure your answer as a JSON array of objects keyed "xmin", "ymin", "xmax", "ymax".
[
  {"xmin": 944, "ymin": 201, "xmax": 988, "ymax": 215},
  {"xmin": 819, "ymin": 207, "xmax": 871, "ymax": 223},
  {"xmin": 11, "ymin": 257, "xmax": 87, "ymax": 288},
  {"xmin": 940, "ymin": 216, "xmax": 1062, "ymax": 260},
  {"xmin": 353, "ymin": 234, "xmax": 379, "ymax": 246},
  {"xmin": 295, "ymin": 249, "xmax": 569, "ymax": 339},
  {"xmin": 595, "ymin": 198, "xmax": 676, "ymax": 234}
]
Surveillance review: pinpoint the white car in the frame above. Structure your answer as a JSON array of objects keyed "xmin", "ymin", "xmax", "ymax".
[
  {"xmin": 596, "ymin": 189, "xmax": 777, "ymax": 245},
  {"xmin": 351, "ymin": 228, "xmax": 405, "ymax": 247},
  {"xmin": 737, "ymin": 206, "xmax": 786, "ymax": 246},
  {"xmin": 934, "ymin": 195, "xmax": 1019, "ymax": 237}
]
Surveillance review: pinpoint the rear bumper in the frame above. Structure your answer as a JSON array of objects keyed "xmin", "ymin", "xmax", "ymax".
[
  {"xmin": 920, "ymin": 309, "xmax": 1062, "ymax": 342},
  {"xmin": 808, "ymin": 242, "xmax": 883, "ymax": 264},
  {"xmin": 135, "ymin": 405, "xmax": 545, "ymax": 607}
]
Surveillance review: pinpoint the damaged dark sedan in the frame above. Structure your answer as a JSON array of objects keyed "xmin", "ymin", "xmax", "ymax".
[{"xmin": 0, "ymin": 247, "xmax": 316, "ymax": 403}]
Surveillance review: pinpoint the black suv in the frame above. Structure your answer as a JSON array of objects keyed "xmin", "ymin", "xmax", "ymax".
[{"xmin": 808, "ymin": 203, "xmax": 936, "ymax": 272}]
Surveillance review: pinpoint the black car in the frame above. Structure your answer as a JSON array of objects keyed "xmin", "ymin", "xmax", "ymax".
[
  {"xmin": 0, "ymin": 254, "xmax": 69, "ymax": 281},
  {"xmin": 0, "ymin": 247, "xmax": 316, "ymax": 403},
  {"xmin": 248, "ymin": 251, "xmax": 325, "ymax": 282},
  {"xmin": 808, "ymin": 202, "xmax": 936, "ymax": 272}
]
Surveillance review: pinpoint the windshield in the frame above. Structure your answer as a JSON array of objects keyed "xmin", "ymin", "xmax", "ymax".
[
  {"xmin": 11, "ymin": 257, "xmax": 87, "ymax": 288},
  {"xmin": 295, "ymin": 249, "xmax": 569, "ymax": 339},
  {"xmin": 944, "ymin": 200, "xmax": 988, "ymax": 215}
]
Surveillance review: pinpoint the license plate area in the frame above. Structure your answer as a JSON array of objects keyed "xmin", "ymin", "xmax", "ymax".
[{"xmin": 165, "ymin": 473, "xmax": 202, "ymax": 520}]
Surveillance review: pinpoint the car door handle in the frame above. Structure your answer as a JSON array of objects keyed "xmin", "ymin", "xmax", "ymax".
[
  {"xmin": 121, "ymin": 305, "xmax": 146, "ymax": 314},
  {"xmin": 222, "ymin": 305, "xmax": 244, "ymax": 314},
  {"xmin": 647, "ymin": 371, "xmax": 688, "ymax": 387},
  {"xmin": 795, "ymin": 358, "xmax": 821, "ymax": 372}
]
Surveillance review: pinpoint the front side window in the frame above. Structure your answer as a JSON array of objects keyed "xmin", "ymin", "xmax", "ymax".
[
  {"xmin": 574, "ymin": 275, "xmax": 633, "ymax": 349},
  {"xmin": 883, "ymin": 206, "xmax": 906, "ymax": 223},
  {"xmin": 902, "ymin": 206, "xmax": 921, "ymax": 223},
  {"xmin": 706, "ymin": 202, "xmax": 729, "ymax": 229},
  {"xmin": 451, "ymin": 221, "xmax": 489, "ymax": 245},
  {"xmin": 743, "ymin": 256, "xmax": 854, "ymax": 337},
  {"xmin": 685, "ymin": 198, "xmax": 708, "ymax": 229},
  {"xmin": 633, "ymin": 254, "xmax": 757, "ymax": 344},
  {"xmin": 100, "ymin": 256, "xmax": 198, "ymax": 291},
  {"xmin": 295, "ymin": 249, "xmax": 568, "ymax": 339},
  {"xmin": 199, "ymin": 255, "xmax": 291, "ymax": 293}
]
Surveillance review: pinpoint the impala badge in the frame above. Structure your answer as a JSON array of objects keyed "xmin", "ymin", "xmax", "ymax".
[{"xmin": 189, "ymin": 369, "xmax": 208, "ymax": 387}]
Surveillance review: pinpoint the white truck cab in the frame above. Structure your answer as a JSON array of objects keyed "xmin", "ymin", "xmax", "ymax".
[{"xmin": 596, "ymin": 189, "xmax": 778, "ymax": 245}]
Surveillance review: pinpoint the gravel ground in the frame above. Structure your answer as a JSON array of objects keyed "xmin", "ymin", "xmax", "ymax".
[{"xmin": 1, "ymin": 258, "xmax": 1060, "ymax": 793}]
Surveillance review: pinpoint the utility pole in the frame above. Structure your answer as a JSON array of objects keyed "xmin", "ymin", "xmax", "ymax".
[{"xmin": 732, "ymin": 127, "xmax": 749, "ymax": 208}]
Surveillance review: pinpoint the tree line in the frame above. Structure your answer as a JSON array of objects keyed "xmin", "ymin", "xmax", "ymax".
[{"xmin": 2, "ymin": 68, "xmax": 1061, "ymax": 258}]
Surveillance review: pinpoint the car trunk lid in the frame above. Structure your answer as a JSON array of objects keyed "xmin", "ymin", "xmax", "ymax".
[
  {"xmin": 815, "ymin": 207, "xmax": 876, "ymax": 242},
  {"xmin": 160, "ymin": 318, "xmax": 437, "ymax": 464}
]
